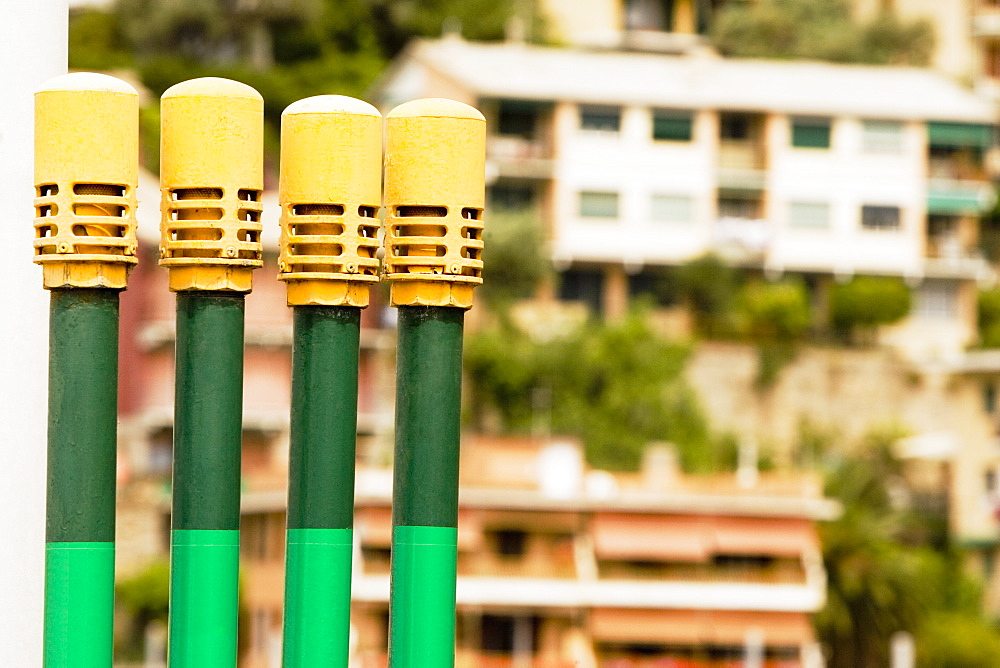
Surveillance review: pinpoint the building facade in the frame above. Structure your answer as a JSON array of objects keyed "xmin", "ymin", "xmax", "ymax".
[
  {"xmin": 376, "ymin": 38, "xmax": 997, "ymax": 360},
  {"xmin": 236, "ymin": 438, "xmax": 836, "ymax": 668}
]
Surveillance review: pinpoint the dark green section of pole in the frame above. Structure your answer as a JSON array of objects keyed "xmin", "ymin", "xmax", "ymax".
[
  {"xmin": 171, "ymin": 292, "xmax": 244, "ymax": 530},
  {"xmin": 286, "ymin": 306, "xmax": 360, "ymax": 530},
  {"xmin": 44, "ymin": 289, "xmax": 119, "ymax": 666},
  {"xmin": 169, "ymin": 292, "xmax": 244, "ymax": 666},
  {"xmin": 391, "ymin": 306, "xmax": 464, "ymax": 529},
  {"xmin": 46, "ymin": 289, "xmax": 119, "ymax": 543}
]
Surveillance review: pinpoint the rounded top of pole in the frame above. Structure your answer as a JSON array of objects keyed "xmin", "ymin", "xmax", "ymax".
[
  {"xmin": 162, "ymin": 77, "xmax": 262, "ymax": 101},
  {"xmin": 387, "ymin": 98, "xmax": 485, "ymax": 121},
  {"xmin": 37, "ymin": 71, "xmax": 138, "ymax": 95},
  {"xmin": 283, "ymin": 95, "xmax": 380, "ymax": 118}
]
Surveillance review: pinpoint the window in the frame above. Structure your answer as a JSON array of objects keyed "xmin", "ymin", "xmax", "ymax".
[
  {"xmin": 493, "ymin": 530, "xmax": 527, "ymax": 557},
  {"xmin": 652, "ymin": 110, "xmax": 693, "ymax": 141},
  {"xmin": 792, "ymin": 117, "xmax": 832, "ymax": 148},
  {"xmin": 579, "ymin": 191, "xmax": 619, "ymax": 218},
  {"xmin": 497, "ymin": 103, "xmax": 537, "ymax": 138},
  {"xmin": 720, "ymin": 114, "xmax": 751, "ymax": 141},
  {"xmin": 580, "ymin": 105, "xmax": 621, "ymax": 133},
  {"xmin": 861, "ymin": 205, "xmax": 901, "ymax": 230},
  {"xmin": 788, "ymin": 201, "xmax": 830, "ymax": 228},
  {"xmin": 559, "ymin": 269, "xmax": 605, "ymax": 313},
  {"xmin": 718, "ymin": 195, "xmax": 762, "ymax": 219},
  {"xmin": 915, "ymin": 279, "xmax": 958, "ymax": 319},
  {"xmin": 863, "ymin": 120, "xmax": 903, "ymax": 153},
  {"xmin": 489, "ymin": 184, "xmax": 535, "ymax": 211},
  {"xmin": 651, "ymin": 194, "xmax": 693, "ymax": 222}
]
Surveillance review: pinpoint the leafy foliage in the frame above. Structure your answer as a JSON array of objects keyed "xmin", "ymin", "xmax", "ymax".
[
  {"xmin": 829, "ymin": 276, "xmax": 910, "ymax": 342},
  {"xmin": 738, "ymin": 278, "xmax": 812, "ymax": 342},
  {"xmin": 711, "ymin": 0, "xmax": 933, "ymax": 65},
  {"xmin": 479, "ymin": 211, "xmax": 551, "ymax": 310},
  {"xmin": 68, "ymin": 10, "xmax": 133, "ymax": 71},
  {"xmin": 815, "ymin": 429, "xmax": 1000, "ymax": 667},
  {"xmin": 977, "ymin": 287, "xmax": 1000, "ymax": 348},
  {"xmin": 464, "ymin": 312, "xmax": 711, "ymax": 471},
  {"xmin": 673, "ymin": 255, "xmax": 742, "ymax": 337}
]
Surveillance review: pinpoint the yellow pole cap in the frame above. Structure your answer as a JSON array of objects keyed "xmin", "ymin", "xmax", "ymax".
[
  {"xmin": 34, "ymin": 72, "xmax": 139, "ymax": 290},
  {"xmin": 383, "ymin": 98, "xmax": 486, "ymax": 309},
  {"xmin": 278, "ymin": 95, "xmax": 382, "ymax": 307},
  {"xmin": 158, "ymin": 77, "xmax": 264, "ymax": 292}
]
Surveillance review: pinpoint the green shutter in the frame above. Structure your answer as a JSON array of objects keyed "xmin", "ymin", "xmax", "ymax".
[
  {"xmin": 927, "ymin": 122, "xmax": 995, "ymax": 149},
  {"xmin": 653, "ymin": 112, "xmax": 693, "ymax": 141},
  {"xmin": 792, "ymin": 120, "xmax": 831, "ymax": 148}
]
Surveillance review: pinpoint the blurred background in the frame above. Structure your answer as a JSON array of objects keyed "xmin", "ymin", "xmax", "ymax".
[{"xmin": 63, "ymin": 0, "xmax": 1000, "ymax": 666}]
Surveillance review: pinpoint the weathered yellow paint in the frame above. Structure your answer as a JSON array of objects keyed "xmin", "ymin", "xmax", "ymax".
[
  {"xmin": 383, "ymin": 98, "xmax": 486, "ymax": 309},
  {"xmin": 34, "ymin": 73, "xmax": 139, "ymax": 290},
  {"xmin": 278, "ymin": 95, "xmax": 382, "ymax": 307},
  {"xmin": 159, "ymin": 78, "xmax": 264, "ymax": 292}
]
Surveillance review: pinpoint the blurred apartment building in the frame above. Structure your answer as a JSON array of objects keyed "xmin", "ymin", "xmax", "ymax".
[
  {"xmin": 537, "ymin": 0, "xmax": 1000, "ymax": 98},
  {"xmin": 375, "ymin": 37, "xmax": 996, "ymax": 361},
  {"xmin": 115, "ymin": 225, "xmax": 837, "ymax": 666},
  {"xmin": 369, "ymin": 31, "xmax": 1000, "ymax": 618},
  {"xmin": 110, "ymin": 5, "xmax": 1000, "ymax": 662}
]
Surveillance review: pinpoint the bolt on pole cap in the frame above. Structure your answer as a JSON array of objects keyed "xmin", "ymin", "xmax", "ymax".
[
  {"xmin": 278, "ymin": 95, "xmax": 383, "ymax": 307},
  {"xmin": 383, "ymin": 98, "xmax": 486, "ymax": 309},
  {"xmin": 34, "ymin": 72, "xmax": 139, "ymax": 290},
  {"xmin": 158, "ymin": 77, "xmax": 264, "ymax": 293}
]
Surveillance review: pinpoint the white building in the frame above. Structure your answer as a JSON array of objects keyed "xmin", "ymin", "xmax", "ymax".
[{"xmin": 375, "ymin": 38, "xmax": 998, "ymax": 359}]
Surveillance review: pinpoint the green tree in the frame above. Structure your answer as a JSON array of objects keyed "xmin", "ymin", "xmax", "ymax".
[
  {"xmin": 68, "ymin": 9, "xmax": 133, "ymax": 70},
  {"xmin": 977, "ymin": 287, "xmax": 1000, "ymax": 348},
  {"xmin": 464, "ymin": 312, "xmax": 711, "ymax": 471},
  {"xmin": 738, "ymin": 278, "xmax": 811, "ymax": 342},
  {"xmin": 673, "ymin": 254, "xmax": 742, "ymax": 337},
  {"xmin": 479, "ymin": 210, "xmax": 550, "ymax": 310},
  {"xmin": 815, "ymin": 429, "xmax": 1000, "ymax": 667},
  {"xmin": 711, "ymin": 0, "xmax": 933, "ymax": 65},
  {"xmin": 828, "ymin": 276, "xmax": 910, "ymax": 344}
]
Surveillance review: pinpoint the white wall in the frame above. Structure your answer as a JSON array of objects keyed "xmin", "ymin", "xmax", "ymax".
[
  {"xmin": 551, "ymin": 102, "xmax": 716, "ymax": 266},
  {"xmin": 767, "ymin": 117, "xmax": 926, "ymax": 276},
  {"xmin": 0, "ymin": 0, "xmax": 66, "ymax": 663},
  {"xmin": 550, "ymin": 103, "xmax": 931, "ymax": 278}
]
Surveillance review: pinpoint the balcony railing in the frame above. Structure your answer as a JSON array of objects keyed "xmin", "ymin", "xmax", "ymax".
[{"xmin": 488, "ymin": 136, "xmax": 555, "ymax": 178}]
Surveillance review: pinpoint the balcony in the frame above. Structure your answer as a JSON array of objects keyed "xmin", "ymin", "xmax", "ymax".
[
  {"xmin": 927, "ymin": 179, "xmax": 996, "ymax": 216},
  {"xmin": 974, "ymin": 6, "xmax": 1000, "ymax": 37},
  {"xmin": 712, "ymin": 217, "xmax": 773, "ymax": 262},
  {"xmin": 488, "ymin": 136, "xmax": 554, "ymax": 179},
  {"xmin": 717, "ymin": 141, "xmax": 766, "ymax": 191}
]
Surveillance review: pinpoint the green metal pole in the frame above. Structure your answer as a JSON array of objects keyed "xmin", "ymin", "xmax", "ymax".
[
  {"xmin": 44, "ymin": 289, "xmax": 120, "ymax": 667},
  {"xmin": 282, "ymin": 306, "xmax": 361, "ymax": 666},
  {"xmin": 168, "ymin": 292, "xmax": 245, "ymax": 666},
  {"xmin": 389, "ymin": 306, "xmax": 465, "ymax": 667}
]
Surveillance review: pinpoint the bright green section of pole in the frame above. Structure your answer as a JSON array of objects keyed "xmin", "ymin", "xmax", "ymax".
[
  {"xmin": 282, "ymin": 528, "xmax": 353, "ymax": 666},
  {"xmin": 389, "ymin": 306, "xmax": 464, "ymax": 667},
  {"xmin": 169, "ymin": 292, "xmax": 244, "ymax": 666},
  {"xmin": 43, "ymin": 542, "xmax": 114, "ymax": 667},
  {"xmin": 389, "ymin": 526, "xmax": 458, "ymax": 667},
  {"xmin": 44, "ymin": 289, "xmax": 119, "ymax": 666},
  {"xmin": 168, "ymin": 530, "xmax": 240, "ymax": 666},
  {"xmin": 286, "ymin": 306, "xmax": 360, "ymax": 529},
  {"xmin": 282, "ymin": 306, "xmax": 360, "ymax": 667}
]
